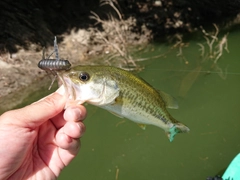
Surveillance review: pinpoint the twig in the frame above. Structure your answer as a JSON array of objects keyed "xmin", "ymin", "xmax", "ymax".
[
  {"xmin": 201, "ymin": 24, "xmax": 219, "ymax": 57},
  {"xmin": 214, "ymin": 33, "xmax": 229, "ymax": 63},
  {"xmin": 115, "ymin": 168, "xmax": 119, "ymax": 180},
  {"xmin": 197, "ymin": 43, "xmax": 205, "ymax": 57},
  {"xmin": 100, "ymin": 0, "xmax": 122, "ymax": 20}
]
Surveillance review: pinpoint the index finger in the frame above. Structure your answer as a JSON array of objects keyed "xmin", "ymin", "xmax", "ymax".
[{"xmin": 2, "ymin": 92, "xmax": 66, "ymax": 128}]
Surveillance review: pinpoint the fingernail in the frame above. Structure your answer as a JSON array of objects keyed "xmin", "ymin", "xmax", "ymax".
[
  {"xmin": 77, "ymin": 123, "xmax": 81, "ymax": 130},
  {"xmin": 78, "ymin": 123, "xmax": 86, "ymax": 137},
  {"xmin": 73, "ymin": 108, "xmax": 81, "ymax": 121},
  {"xmin": 56, "ymin": 85, "xmax": 65, "ymax": 95}
]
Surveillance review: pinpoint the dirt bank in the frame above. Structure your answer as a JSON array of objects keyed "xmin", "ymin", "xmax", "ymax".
[
  {"xmin": 0, "ymin": 25, "xmax": 150, "ymax": 113},
  {"xmin": 1, "ymin": 0, "xmax": 240, "ymax": 113}
]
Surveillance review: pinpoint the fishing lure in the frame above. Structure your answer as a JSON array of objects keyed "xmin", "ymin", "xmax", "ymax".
[
  {"xmin": 38, "ymin": 57, "xmax": 71, "ymax": 71},
  {"xmin": 38, "ymin": 37, "xmax": 71, "ymax": 71},
  {"xmin": 38, "ymin": 36, "xmax": 71, "ymax": 89}
]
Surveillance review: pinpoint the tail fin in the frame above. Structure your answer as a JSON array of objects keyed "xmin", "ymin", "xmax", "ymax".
[{"xmin": 167, "ymin": 122, "xmax": 190, "ymax": 142}]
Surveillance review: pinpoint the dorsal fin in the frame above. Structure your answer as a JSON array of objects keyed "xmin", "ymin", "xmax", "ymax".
[{"xmin": 158, "ymin": 91, "xmax": 179, "ymax": 109}]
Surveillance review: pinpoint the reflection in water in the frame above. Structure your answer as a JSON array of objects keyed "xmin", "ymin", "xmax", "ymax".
[{"xmin": 179, "ymin": 66, "xmax": 202, "ymax": 97}]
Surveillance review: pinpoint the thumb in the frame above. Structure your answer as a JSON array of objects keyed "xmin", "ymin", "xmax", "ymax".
[{"xmin": 2, "ymin": 92, "xmax": 66, "ymax": 128}]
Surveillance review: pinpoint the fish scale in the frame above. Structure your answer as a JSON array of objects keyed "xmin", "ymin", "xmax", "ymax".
[
  {"xmin": 118, "ymin": 77, "xmax": 169, "ymax": 123},
  {"xmin": 60, "ymin": 65, "xmax": 190, "ymax": 142}
]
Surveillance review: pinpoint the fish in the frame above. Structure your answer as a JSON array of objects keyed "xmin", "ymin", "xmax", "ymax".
[{"xmin": 58, "ymin": 65, "xmax": 190, "ymax": 142}]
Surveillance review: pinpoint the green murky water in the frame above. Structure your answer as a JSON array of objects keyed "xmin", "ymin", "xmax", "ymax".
[{"xmin": 11, "ymin": 29, "xmax": 240, "ymax": 179}]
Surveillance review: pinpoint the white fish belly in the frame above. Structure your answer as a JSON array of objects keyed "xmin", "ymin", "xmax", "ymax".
[{"xmin": 101, "ymin": 104, "xmax": 171, "ymax": 131}]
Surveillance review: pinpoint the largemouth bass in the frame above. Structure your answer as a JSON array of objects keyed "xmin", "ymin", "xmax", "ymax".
[{"xmin": 59, "ymin": 65, "xmax": 190, "ymax": 142}]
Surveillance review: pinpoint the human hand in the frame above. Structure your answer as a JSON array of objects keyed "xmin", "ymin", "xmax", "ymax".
[{"xmin": 0, "ymin": 87, "xmax": 86, "ymax": 180}]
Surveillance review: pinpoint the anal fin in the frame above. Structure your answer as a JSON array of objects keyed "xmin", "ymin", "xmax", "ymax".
[
  {"xmin": 109, "ymin": 111, "xmax": 124, "ymax": 118},
  {"xmin": 138, "ymin": 124, "xmax": 147, "ymax": 130}
]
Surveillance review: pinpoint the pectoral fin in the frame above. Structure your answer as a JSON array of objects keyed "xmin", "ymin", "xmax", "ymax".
[
  {"xmin": 91, "ymin": 80, "xmax": 120, "ymax": 105},
  {"xmin": 158, "ymin": 90, "xmax": 179, "ymax": 109},
  {"xmin": 103, "ymin": 80, "xmax": 120, "ymax": 104}
]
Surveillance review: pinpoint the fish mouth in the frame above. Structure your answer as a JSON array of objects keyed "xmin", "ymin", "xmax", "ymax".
[
  {"xmin": 59, "ymin": 75, "xmax": 77, "ymax": 101},
  {"xmin": 60, "ymin": 76, "xmax": 86, "ymax": 105}
]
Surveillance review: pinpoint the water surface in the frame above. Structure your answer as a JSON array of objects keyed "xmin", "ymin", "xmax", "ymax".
[{"xmin": 13, "ymin": 29, "xmax": 240, "ymax": 180}]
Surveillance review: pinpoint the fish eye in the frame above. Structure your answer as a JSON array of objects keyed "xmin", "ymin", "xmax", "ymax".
[{"xmin": 79, "ymin": 72, "xmax": 90, "ymax": 81}]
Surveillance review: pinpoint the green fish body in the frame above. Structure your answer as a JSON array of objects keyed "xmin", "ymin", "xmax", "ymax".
[{"xmin": 59, "ymin": 65, "xmax": 190, "ymax": 142}]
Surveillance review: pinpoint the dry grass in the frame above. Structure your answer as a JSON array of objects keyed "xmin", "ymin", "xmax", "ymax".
[
  {"xmin": 88, "ymin": 0, "xmax": 151, "ymax": 69},
  {"xmin": 198, "ymin": 24, "xmax": 229, "ymax": 64},
  {"xmin": 198, "ymin": 24, "xmax": 229, "ymax": 79},
  {"xmin": 173, "ymin": 24, "xmax": 230, "ymax": 79},
  {"xmin": 60, "ymin": 0, "xmax": 152, "ymax": 70}
]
